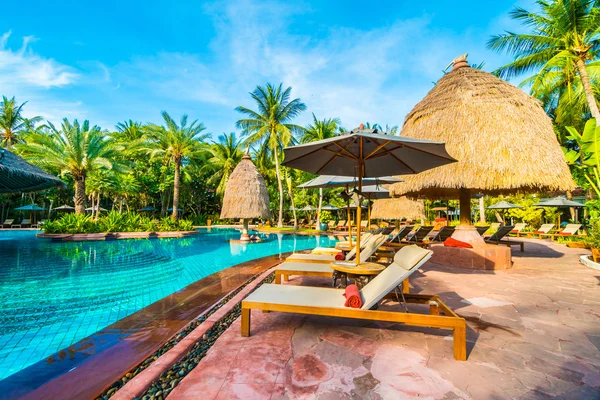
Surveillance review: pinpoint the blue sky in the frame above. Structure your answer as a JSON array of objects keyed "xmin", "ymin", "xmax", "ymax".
[{"xmin": 0, "ymin": 0, "xmax": 530, "ymax": 138}]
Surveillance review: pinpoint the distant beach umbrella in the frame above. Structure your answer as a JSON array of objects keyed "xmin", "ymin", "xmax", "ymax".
[
  {"xmin": 299, "ymin": 205, "xmax": 316, "ymax": 211},
  {"xmin": 487, "ymin": 201, "xmax": 523, "ymax": 210},
  {"xmin": 298, "ymin": 175, "xmax": 402, "ymax": 189},
  {"xmin": 0, "ymin": 148, "xmax": 64, "ymax": 193},
  {"xmin": 320, "ymin": 204, "xmax": 339, "ymax": 211},
  {"xmin": 534, "ymin": 197, "xmax": 584, "ymax": 225},
  {"xmin": 167, "ymin": 207, "xmax": 184, "ymax": 212},
  {"xmin": 54, "ymin": 204, "xmax": 75, "ymax": 212},
  {"xmin": 220, "ymin": 154, "xmax": 270, "ymax": 241},
  {"xmin": 138, "ymin": 206, "xmax": 156, "ymax": 212},
  {"xmin": 85, "ymin": 206, "xmax": 107, "ymax": 212},
  {"xmin": 14, "ymin": 204, "xmax": 45, "ymax": 211}
]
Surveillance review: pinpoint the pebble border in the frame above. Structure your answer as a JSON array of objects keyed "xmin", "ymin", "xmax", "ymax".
[{"xmin": 102, "ymin": 268, "xmax": 275, "ymax": 400}]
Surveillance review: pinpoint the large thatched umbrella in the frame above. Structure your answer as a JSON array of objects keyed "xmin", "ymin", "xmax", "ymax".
[
  {"xmin": 0, "ymin": 148, "xmax": 63, "ymax": 193},
  {"xmin": 220, "ymin": 154, "xmax": 270, "ymax": 241},
  {"xmin": 371, "ymin": 197, "xmax": 425, "ymax": 221},
  {"xmin": 390, "ymin": 55, "xmax": 575, "ymax": 245}
]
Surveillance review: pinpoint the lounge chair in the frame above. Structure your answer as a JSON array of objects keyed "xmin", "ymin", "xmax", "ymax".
[
  {"xmin": 476, "ymin": 226, "xmax": 490, "ymax": 236},
  {"xmin": 286, "ymin": 234, "xmax": 384, "ymax": 264},
  {"xmin": 521, "ymin": 223, "xmax": 555, "ymax": 239},
  {"xmin": 510, "ymin": 223, "xmax": 527, "ymax": 236},
  {"xmin": 18, "ymin": 219, "xmax": 31, "ymax": 228},
  {"xmin": 243, "ymin": 245, "xmax": 467, "ymax": 361},
  {"xmin": 489, "ymin": 222, "xmax": 501, "ymax": 231},
  {"xmin": 387, "ymin": 225, "xmax": 414, "ymax": 243},
  {"xmin": 11, "ymin": 219, "xmax": 22, "ymax": 228},
  {"xmin": 383, "ymin": 226, "xmax": 433, "ymax": 249},
  {"xmin": 351, "ymin": 220, "xmax": 369, "ymax": 232},
  {"xmin": 485, "ymin": 225, "xmax": 524, "ymax": 252},
  {"xmin": 327, "ymin": 221, "xmax": 336, "ymax": 230},
  {"xmin": 429, "ymin": 226, "xmax": 456, "ymax": 242},
  {"xmin": 1, "ymin": 219, "xmax": 14, "ymax": 229},
  {"xmin": 541, "ymin": 224, "xmax": 583, "ymax": 240}
]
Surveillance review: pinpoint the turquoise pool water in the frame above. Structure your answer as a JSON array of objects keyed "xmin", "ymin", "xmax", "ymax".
[{"xmin": 0, "ymin": 228, "xmax": 338, "ymax": 380}]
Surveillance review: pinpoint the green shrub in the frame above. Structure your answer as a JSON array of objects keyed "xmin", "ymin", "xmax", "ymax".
[{"xmin": 583, "ymin": 218, "xmax": 600, "ymax": 249}]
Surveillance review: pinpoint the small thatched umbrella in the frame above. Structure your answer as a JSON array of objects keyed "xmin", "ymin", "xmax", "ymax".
[
  {"xmin": 390, "ymin": 54, "xmax": 575, "ymax": 245},
  {"xmin": 220, "ymin": 154, "xmax": 270, "ymax": 241},
  {"xmin": 0, "ymin": 148, "xmax": 64, "ymax": 193},
  {"xmin": 371, "ymin": 197, "xmax": 425, "ymax": 221}
]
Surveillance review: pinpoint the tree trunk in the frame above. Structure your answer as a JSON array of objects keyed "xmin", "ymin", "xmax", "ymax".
[
  {"xmin": 272, "ymin": 146, "xmax": 284, "ymax": 228},
  {"xmin": 172, "ymin": 158, "xmax": 181, "ymax": 220},
  {"xmin": 478, "ymin": 196, "xmax": 486, "ymax": 224},
  {"xmin": 96, "ymin": 193, "xmax": 101, "ymax": 219},
  {"xmin": 459, "ymin": 188, "xmax": 472, "ymax": 225},
  {"xmin": 575, "ymin": 57, "xmax": 600, "ymax": 122},
  {"xmin": 74, "ymin": 176, "xmax": 86, "ymax": 214},
  {"xmin": 316, "ymin": 188, "xmax": 323, "ymax": 228},
  {"xmin": 288, "ymin": 189, "xmax": 297, "ymax": 230}
]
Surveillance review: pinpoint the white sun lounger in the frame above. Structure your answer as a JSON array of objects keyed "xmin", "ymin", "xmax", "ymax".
[
  {"xmin": 285, "ymin": 234, "xmax": 385, "ymax": 264},
  {"xmin": 311, "ymin": 233, "xmax": 373, "ymax": 255},
  {"xmin": 243, "ymin": 245, "xmax": 467, "ymax": 360}
]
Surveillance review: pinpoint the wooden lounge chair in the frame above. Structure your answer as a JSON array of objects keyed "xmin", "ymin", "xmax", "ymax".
[
  {"xmin": 485, "ymin": 225, "xmax": 524, "ymax": 252},
  {"xmin": 1, "ymin": 219, "xmax": 14, "ymax": 228},
  {"xmin": 489, "ymin": 222, "xmax": 501, "ymax": 231},
  {"xmin": 334, "ymin": 220, "xmax": 346, "ymax": 230},
  {"xmin": 387, "ymin": 225, "xmax": 414, "ymax": 243},
  {"xmin": 541, "ymin": 224, "xmax": 583, "ymax": 240},
  {"xmin": 351, "ymin": 220, "xmax": 369, "ymax": 232},
  {"xmin": 429, "ymin": 226, "xmax": 456, "ymax": 242},
  {"xmin": 286, "ymin": 234, "xmax": 385, "ymax": 264},
  {"xmin": 383, "ymin": 226, "xmax": 433, "ymax": 249},
  {"xmin": 18, "ymin": 218, "xmax": 31, "ymax": 228},
  {"xmin": 522, "ymin": 223, "xmax": 555, "ymax": 239},
  {"xmin": 476, "ymin": 226, "xmax": 490, "ymax": 236},
  {"xmin": 510, "ymin": 223, "xmax": 527, "ymax": 236},
  {"xmin": 244, "ymin": 245, "xmax": 467, "ymax": 361},
  {"xmin": 327, "ymin": 221, "xmax": 336, "ymax": 230}
]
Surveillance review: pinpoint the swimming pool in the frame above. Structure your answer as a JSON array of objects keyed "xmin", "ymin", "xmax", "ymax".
[{"xmin": 0, "ymin": 228, "xmax": 338, "ymax": 380}]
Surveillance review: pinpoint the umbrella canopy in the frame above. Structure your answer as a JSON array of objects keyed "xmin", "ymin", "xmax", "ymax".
[
  {"xmin": 389, "ymin": 55, "xmax": 575, "ymax": 225},
  {"xmin": 361, "ymin": 185, "xmax": 390, "ymax": 199},
  {"xmin": 138, "ymin": 206, "xmax": 156, "ymax": 212},
  {"xmin": 54, "ymin": 204, "xmax": 75, "ymax": 211},
  {"xmin": 0, "ymin": 148, "xmax": 64, "ymax": 193},
  {"xmin": 85, "ymin": 206, "xmax": 107, "ymax": 212},
  {"xmin": 220, "ymin": 154, "xmax": 270, "ymax": 220},
  {"xmin": 299, "ymin": 205, "xmax": 316, "ymax": 211},
  {"xmin": 283, "ymin": 126, "xmax": 454, "ymax": 264},
  {"xmin": 167, "ymin": 207, "xmax": 184, "ymax": 212},
  {"xmin": 348, "ymin": 200, "xmax": 367, "ymax": 208},
  {"xmin": 320, "ymin": 203, "xmax": 339, "ymax": 211},
  {"xmin": 14, "ymin": 204, "xmax": 45, "ymax": 211},
  {"xmin": 298, "ymin": 175, "xmax": 402, "ymax": 189},
  {"xmin": 533, "ymin": 197, "xmax": 584, "ymax": 208},
  {"xmin": 487, "ymin": 201, "xmax": 523, "ymax": 210},
  {"xmin": 371, "ymin": 197, "xmax": 425, "ymax": 220}
]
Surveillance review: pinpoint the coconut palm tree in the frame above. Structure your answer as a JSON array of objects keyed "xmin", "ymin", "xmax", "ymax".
[
  {"xmin": 236, "ymin": 83, "xmax": 306, "ymax": 227},
  {"xmin": 17, "ymin": 119, "xmax": 124, "ymax": 214},
  {"xmin": 203, "ymin": 132, "xmax": 244, "ymax": 197},
  {"xmin": 114, "ymin": 120, "xmax": 146, "ymax": 142},
  {"xmin": 488, "ymin": 0, "xmax": 600, "ymax": 121},
  {"xmin": 145, "ymin": 111, "xmax": 208, "ymax": 219},
  {"xmin": 0, "ymin": 96, "xmax": 42, "ymax": 148},
  {"xmin": 300, "ymin": 114, "xmax": 341, "ymax": 143}
]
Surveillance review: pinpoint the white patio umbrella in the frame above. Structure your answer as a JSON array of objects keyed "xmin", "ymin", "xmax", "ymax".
[{"xmin": 283, "ymin": 126, "xmax": 455, "ymax": 264}]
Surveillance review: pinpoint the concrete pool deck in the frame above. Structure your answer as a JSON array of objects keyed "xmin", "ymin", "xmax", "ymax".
[{"xmin": 167, "ymin": 239, "xmax": 600, "ymax": 399}]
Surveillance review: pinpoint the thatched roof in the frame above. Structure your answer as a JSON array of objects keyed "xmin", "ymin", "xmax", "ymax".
[
  {"xmin": 390, "ymin": 59, "xmax": 575, "ymax": 199},
  {"xmin": 370, "ymin": 197, "xmax": 425, "ymax": 220},
  {"xmin": 0, "ymin": 148, "xmax": 64, "ymax": 193},
  {"xmin": 220, "ymin": 154, "xmax": 270, "ymax": 219}
]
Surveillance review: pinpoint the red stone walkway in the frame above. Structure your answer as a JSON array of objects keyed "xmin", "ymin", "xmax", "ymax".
[{"xmin": 168, "ymin": 239, "xmax": 600, "ymax": 399}]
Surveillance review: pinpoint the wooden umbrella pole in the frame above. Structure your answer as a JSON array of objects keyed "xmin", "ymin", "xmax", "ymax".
[
  {"xmin": 347, "ymin": 184, "xmax": 352, "ymax": 246},
  {"xmin": 356, "ymin": 139, "xmax": 364, "ymax": 266}
]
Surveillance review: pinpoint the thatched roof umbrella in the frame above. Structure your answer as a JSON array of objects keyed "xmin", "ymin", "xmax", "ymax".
[
  {"xmin": 220, "ymin": 154, "xmax": 270, "ymax": 241},
  {"xmin": 0, "ymin": 148, "xmax": 64, "ymax": 193},
  {"xmin": 371, "ymin": 197, "xmax": 425, "ymax": 221},
  {"xmin": 390, "ymin": 55, "xmax": 575, "ymax": 245}
]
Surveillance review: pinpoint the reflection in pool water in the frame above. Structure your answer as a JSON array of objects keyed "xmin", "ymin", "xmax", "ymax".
[{"xmin": 0, "ymin": 228, "xmax": 338, "ymax": 380}]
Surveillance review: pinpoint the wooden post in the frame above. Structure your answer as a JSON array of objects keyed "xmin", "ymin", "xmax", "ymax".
[
  {"xmin": 241, "ymin": 307, "xmax": 251, "ymax": 337},
  {"xmin": 453, "ymin": 323, "xmax": 467, "ymax": 361},
  {"xmin": 459, "ymin": 188, "xmax": 472, "ymax": 225}
]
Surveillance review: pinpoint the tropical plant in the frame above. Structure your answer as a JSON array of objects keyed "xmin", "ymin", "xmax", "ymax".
[
  {"xmin": 563, "ymin": 118, "xmax": 600, "ymax": 196},
  {"xmin": 300, "ymin": 114, "xmax": 341, "ymax": 143},
  {"xmin": 236, "ymin": 83, "xmax": 306, "ymax": 227},
  {"xmin": 114, "ymin": 120, "xmax": 146, "ymax": 142},
  {"xmin": 17, "ymin": 119, "xmax": 125, "ymax": 214},
  {"xmin": 145, "ymin": 111, "xmax": 208, "ymax": 219},
  {"xmin": 203, "ymin": 132, "xmax": 244, "ymax": 197},
  {"xmin": 488, "ymin": 0, "xmax": 600, "ymax": 121},
  {"xmin": 0, "ymin": 96, "xmax": 42, "ymax": 148}
]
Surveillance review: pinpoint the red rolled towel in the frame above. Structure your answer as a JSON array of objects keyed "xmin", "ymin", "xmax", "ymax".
[
  {"xmin": 534, "ymin": 230, "xmax": 543, "ymax": 234},
  {"xmin": 444, "ymin": 237, "xmax": 473, "ymax": 248},
  {"xmin": 343, "ymin": 284, "xmax": 362, "ymax": 308},
  {"xmin": 335, "ymin": 252, "xmax": 345, "ymax": 261}
]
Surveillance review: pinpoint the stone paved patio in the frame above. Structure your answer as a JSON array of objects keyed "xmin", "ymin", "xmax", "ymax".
[{"xmin": 168, "ymin": 239, "xmax": 600, "ymax": 399}]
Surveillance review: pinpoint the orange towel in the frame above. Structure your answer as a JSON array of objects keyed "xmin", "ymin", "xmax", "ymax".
[
  {"xmin": 444, "ymin": 237, "xmax": 473, "ymax": 248},
  {"xmin": 559, "ymin": 232, "xmax": 573, "ymax": 236},
  {"xmin": 343, "ymin": 284, "xmax": 362, "ymax": 308},
  {"xmin": 335, "ymin": 252, "xmax": 345, "ymax": 261}
]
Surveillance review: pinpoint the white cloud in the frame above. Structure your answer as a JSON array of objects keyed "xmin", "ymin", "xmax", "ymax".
[{"xmin": 0, "ymin": 30, "xmax": 78, "ymax": 89}]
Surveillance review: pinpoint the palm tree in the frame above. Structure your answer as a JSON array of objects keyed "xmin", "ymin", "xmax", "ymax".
[
  {"xmin": 18, "ymin": 119, "xmax": 124, "ymax": 214},
  {"xmin": 203, "ymin": 132, "xmax": 244, "ymax": 197},
  {"xmin": 488, "ymin": 0, "xmax": 600, "ymax": 121},
  {"xmin": 146, "ymin": 111, "xmax": 208, "ymax": 219},
  {"xmin": 236, "ymin": 83, "xmax": 306, "ymax": 227},
  {"xmin": 301, "ymin": 114, "xmax": 342, "ymax": 227},
  {"xmin": 0, "ymin": 96, "xmax": 42, "ymax": 148},
  {"xmin": 114, "ymin": 120, "xmax": 146, "ymax": 142}
]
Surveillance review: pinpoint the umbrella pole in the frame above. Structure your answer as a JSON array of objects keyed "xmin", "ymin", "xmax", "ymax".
[
  {"xmin": 346, "ymin": 184, "xmax": 352, "ymax": 246},
  {"xmin": 356, "ymin": 148, "xmax": 364, "ymax": 266}
]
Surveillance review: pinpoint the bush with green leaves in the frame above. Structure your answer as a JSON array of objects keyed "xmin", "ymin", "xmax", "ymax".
[
  {"xmin": 583, "ymin": 217, "xmax": 600, "ymax": 250},
  {"xmin": 43, "ymin": 211, "xmax": 195, "ymax": 234}
]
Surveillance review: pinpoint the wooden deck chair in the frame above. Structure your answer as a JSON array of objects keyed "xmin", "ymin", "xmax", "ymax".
[
  {"xmin": 284, "ymin": 234, "xmax": 386, "ymax": 265},
  {"xmin": 476, "ymin": 226, "xmax": 490, "ymax": 236},
  {"xmin": 510, "ymin": 223, "xmax": 527, "ymax": 236},
  {"xmin": 542, "ymin": 224, "xmax": 583, "ymax": 240},
  {"xmin": 383, "ymin": 226, "xmax": 432, "ymax": 249},
  {"xmin": 244, "ymin": 245, "xmax": 467, "ymax": 360},
  {"xmin": 387, "ymin": 225, "xmax": 414, "ymax": 243},
  {"xmin": 327, "ymin": 221, "xmax": 336, "ymax": 230},
  {"xmin": 485, "ymin": 225, "xmax": 524, "ymax": 252},
  {"xmin": 522, "ymin": 223, "xmax": 555, "ymax": 239},
  {"xmin": 11, "ymin": 219, "xmax": 23, "ymax": 228},
  {"xmin": 429, "ymin": 226, "xmax": 456, "ymax": 242},
  {"xmin": 1, "ymin": 219, "xmax": 14, "ymax": 228},
  {"xmin": 489, "ymin": 222, "xmax": 501, "ymax": 231}
]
